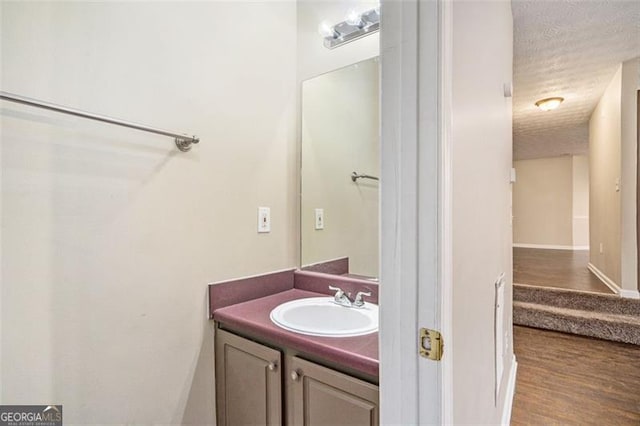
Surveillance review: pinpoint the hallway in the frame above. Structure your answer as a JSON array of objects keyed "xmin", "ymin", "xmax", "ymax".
[
  {"xmin": 511, "ymin": 326, "xmax": 640, "ymax": 425},
  {"xmin": 513, "ymin": 247, "xmax": 613, "ymax": 294}
]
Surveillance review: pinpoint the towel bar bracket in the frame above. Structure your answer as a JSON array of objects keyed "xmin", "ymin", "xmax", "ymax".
[
  {"xmin": 351, "ymin": 171, "xmax": 380, "ymax": 182},
  {"xmin": 175, "ymin": 136, "xmax": 199, "ymax": 152}
]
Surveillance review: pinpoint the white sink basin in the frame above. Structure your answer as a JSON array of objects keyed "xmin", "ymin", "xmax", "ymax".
[{"xmin": 270, "ymin": 297, "xmax": 378, "ymax": 337}]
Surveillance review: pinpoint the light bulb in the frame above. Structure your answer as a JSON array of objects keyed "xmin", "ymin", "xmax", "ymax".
[
  {"xmin": 318, "ymin": 21, "xmax": 335, "ymax": 38},
  {"xmin": 346, "ymin": 9, "xmax": 362, "ymax": 26}
]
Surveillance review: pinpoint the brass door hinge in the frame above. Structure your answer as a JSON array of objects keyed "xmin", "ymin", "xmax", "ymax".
[{"xmin": 419, "ymin": 328, "xmax": 443, "ymax": 361}]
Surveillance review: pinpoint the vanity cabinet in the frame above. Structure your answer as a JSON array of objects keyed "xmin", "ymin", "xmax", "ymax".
[
  {"xmin": 215, "ymin": 329, "xmax": 282, "ymax": 425},
  {"xmin": 215, "ymin": 328, "xmax": 379, "ymax": 426},
  {"xmin": 288, "ymin": 356, "xmax": 379, "ymax": 425}
]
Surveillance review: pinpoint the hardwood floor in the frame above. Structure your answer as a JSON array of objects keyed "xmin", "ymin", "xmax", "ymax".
[
  {"xmin": 513, "ymin": 247, "xmax": 613, "ymax": 294},
  {"xmin": 511, "ymin": 326, "xmax": 640, "ymax": 425}
]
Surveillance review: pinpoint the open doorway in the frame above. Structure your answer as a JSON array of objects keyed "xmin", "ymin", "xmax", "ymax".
[
  {"xmin": 512, "ymin": 154, "xmax": 608, "ymax": 293},
  {"xmin": 509, "ymin": 1, "xmax": 640, "ymax": 423},
  {"xmin": 511, "ymin": 0, "xmax": 640, "ymax": 308}
]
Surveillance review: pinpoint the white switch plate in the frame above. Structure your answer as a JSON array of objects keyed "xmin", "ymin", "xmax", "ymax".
[
  {"xmin": 315, "ymin": 208, "xmax": 324, "ymax": 230},
  {"xmin": 258, "ymin": 207, "xmax": 271, "ymax": 233}
]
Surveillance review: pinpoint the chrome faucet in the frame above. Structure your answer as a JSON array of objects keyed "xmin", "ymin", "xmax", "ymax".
[
  {"xmin": 353, "ymin": 291, "xmax": 372, "ymax": 308},
  {"xmin": 328, "ymin": 286, "xmax": 372, "ymax": 308},
  {"xmin": 329, "ymin": 285, "xmax": 352, "ymax": 307}
]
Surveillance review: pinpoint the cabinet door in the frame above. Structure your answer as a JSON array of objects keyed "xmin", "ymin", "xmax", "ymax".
[
  {"xmin": 288, "ymin": 356, "xmax": 379, "ymax": 426},
  {"xmin": 215, "ymin": 329, "xmax": 282, "ymax": 426}
]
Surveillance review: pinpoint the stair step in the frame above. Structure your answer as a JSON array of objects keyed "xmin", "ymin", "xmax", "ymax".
[
  {"xmin": 514, "ymin": 301, "xmax": 640, "ymax": 345},
  {"xmin": 514, "ymin": 283, "xmax": 640, "ymax": 315}
]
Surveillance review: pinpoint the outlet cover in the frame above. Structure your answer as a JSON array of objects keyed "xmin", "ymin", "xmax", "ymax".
[{"xmin": 258, "ymin": 207, "xmax": 271, "ymax": 233}]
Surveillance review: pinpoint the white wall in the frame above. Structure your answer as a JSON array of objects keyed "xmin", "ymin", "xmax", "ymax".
[
  {"xmin": 512, "ymin": 155, "xmax": 589, "ymax": 248},
  {"xmin": 572, "ymin": 155, "xmax": 590, "ymax": 247},
  {"xmin": 1, "ymin": 2, "xmax": 297, "ymax": 424},
  {"xmin": 589, "ymin": 59, "xmax": 639, "ymax": 296},
  {"xmin": 451, "ymin": 1, "xmax": 514, "ymax": 424},
  {"xmin": 590, "ymin": 66, "xmax": 622, "ymax": 287},
  {"xmin": 0, "ymin": 47, "xmax": 2, "ymax": 402},
  {"xmin": 513, "ymin": 156, "xmax": 574, "ymax": 247}
]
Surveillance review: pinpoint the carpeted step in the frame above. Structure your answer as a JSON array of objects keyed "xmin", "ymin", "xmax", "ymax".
[
  {"xmin": 514, "ymin": 283, "xmax": 640, "ymax": 315},
  {"xmin": 514, "ymin": 301, "xmax": 640, "ymax": 345}
]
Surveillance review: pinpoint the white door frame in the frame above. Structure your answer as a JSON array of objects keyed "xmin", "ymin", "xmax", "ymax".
[{"xmin": 379, "ymin": 0, "xmax": 453, "ymax": 424}]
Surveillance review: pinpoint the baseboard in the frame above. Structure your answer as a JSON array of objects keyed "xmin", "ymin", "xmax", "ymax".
[
  {"xmin": 619, "ymin": 289, "xmax": 640, "ymax": 299},
  {"xmin": 501, "ymin": 355, "xmax": 518, "ymax": 426},
  {"xmin": 513, "ymin": 243, "xmax": 588, "ymax": 251},
  {"xmin": 587, "ymin": 262, "xmax": 621, "ymax": 295}
]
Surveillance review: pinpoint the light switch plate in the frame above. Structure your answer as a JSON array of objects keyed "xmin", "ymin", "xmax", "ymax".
[
  {"xmin": 315, "ymin": 208, "xmax": 324, "ymax": 230},
  {"xmin": 258, "ymin": 207, "xmax": 271, "ymax": 233}
]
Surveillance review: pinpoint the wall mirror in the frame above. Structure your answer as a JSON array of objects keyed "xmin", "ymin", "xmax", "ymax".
[{"xmin": 300, "ymin": 56, "xmax": 380, "ymax": 280}]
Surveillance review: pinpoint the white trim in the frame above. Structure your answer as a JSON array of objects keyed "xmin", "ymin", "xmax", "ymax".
[
  {"xmin": 587, "ymin": 261, "xmax": 640, "ymax": 300},
  {"xmin": 501, "ymin": 356, "xmax": 518, "ymax": 426},
  {"xmin": 513, "ymin": 243, "xmax": 589, "ymax": 251},
  {"xmin": 619, "ymin": 289, "xmax": 640, "ymax": 299},
  {"xmin": 417, "ymin": 0, "xmax": 447, "ymax": 424},
  {"xmin": 438, "ymin": 0, "xmax": 454, "ymax": 423},
  {"xmin": 380, "ymin": 0, "xmax": 445, "ymax": 424},
  {"xmin": 587, "ymin": 262, "xmax": 621, "ymax": 295},
  {"xmin": 379, "ymin": 0, "xmax": 423, "ymax": 424}
]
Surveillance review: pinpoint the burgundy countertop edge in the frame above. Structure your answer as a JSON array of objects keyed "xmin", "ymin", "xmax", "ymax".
[{"xmin": 213, "ymin": 289, "xmax": 379, "ymax": 379}]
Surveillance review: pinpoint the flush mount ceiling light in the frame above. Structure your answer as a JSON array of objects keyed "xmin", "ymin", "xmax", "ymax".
[
  {"xmin": 318, "ymin": 6, "xmax": 380, "ymax": 49},
  {"xmin": 535, "ymin": 97, "xmax": 564, "ymax": 111}
]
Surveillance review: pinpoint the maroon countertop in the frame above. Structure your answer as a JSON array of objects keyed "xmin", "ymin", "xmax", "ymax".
[{"xmin": 213, "ymin": 289, "xmax": 379, "ymax": 378}]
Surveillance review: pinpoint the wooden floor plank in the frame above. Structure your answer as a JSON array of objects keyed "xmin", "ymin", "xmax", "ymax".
[
  {"xmin": 513, "ymin": 248, "xmax": 613, "ymax": 294},
  {"xmin": 511, "ymin": 326, "xmax": 640, "ymax": 425}
]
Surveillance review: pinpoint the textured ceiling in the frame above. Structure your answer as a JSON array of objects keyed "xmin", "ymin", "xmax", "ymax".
[{"xmin": 512, "ymin": 0, "xmax": 640, "ymax": 160}]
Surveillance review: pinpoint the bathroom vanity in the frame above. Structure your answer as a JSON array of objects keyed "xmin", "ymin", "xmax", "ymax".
[
  {"xmin": 215, "ymin": 328, "xmax": 378, "ymax": 425},
  {"xmin": 210, "ymin": 57, "xmax": 383, "ymax": 424},
  {"xmin": 209, "ymin": 270, "xmax": 379, "ymax": 426}
]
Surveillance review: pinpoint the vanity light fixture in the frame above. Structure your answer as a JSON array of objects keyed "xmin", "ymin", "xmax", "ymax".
[
  {"xmin": 318, "ymin": 6, "xmax": 380, "ymax": 49},
  {"xmin": 345, "ymin": 9, "xmax": 362, "ymax": 26},
  {"xmin": 318, "ymin": 21, "xmax": 340, "ymax": 39},
  {"xmin": 535, "ymin": 97, "xmax": 564, "ymax": 111}
]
